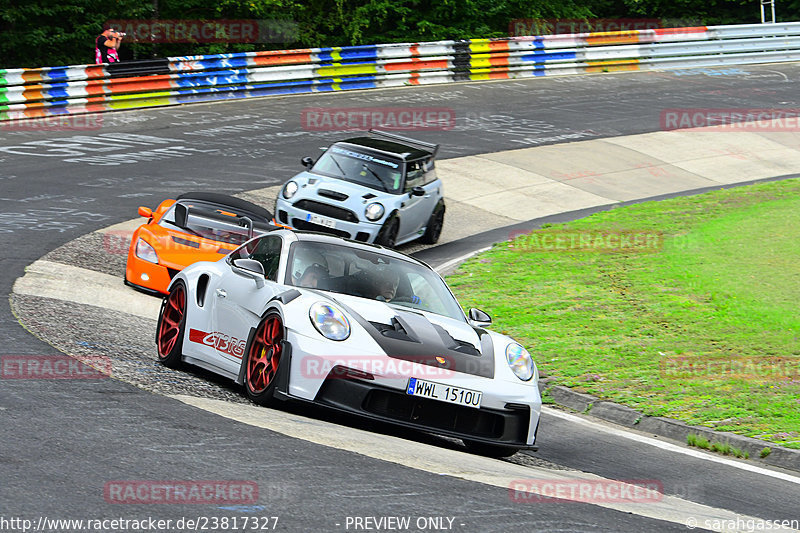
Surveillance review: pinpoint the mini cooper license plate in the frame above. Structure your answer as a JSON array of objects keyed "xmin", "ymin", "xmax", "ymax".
[
  {"xmin": 406, "ymin": 378, "xmax": 482, "ymax": 409},
  {"xmin": 307, "ymin": 213, "xmax": 337, "ymax": 229}
]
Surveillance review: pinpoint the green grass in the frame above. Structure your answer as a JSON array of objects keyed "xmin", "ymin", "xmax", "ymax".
[
  {"xmin": 687, "ymin": 434, "xmax": 749, "ymax": 459},
  {"xmin": 448, "ymin": 179, "xmax": 800, "ymax": 449},
  {"xmin": 687, "ymin": 434, "xmax": 711, "ymax": 450}
]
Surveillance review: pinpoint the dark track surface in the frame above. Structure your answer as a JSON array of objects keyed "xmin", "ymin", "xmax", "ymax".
[{"xmin": 3, "ymin": 64, "xmax": 800, "ymax": 531}]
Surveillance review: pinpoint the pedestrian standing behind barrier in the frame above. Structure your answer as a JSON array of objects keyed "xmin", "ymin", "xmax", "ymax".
[{"xmin": 96, "ymin": 23, "xmax": 124, "ymax": 64}]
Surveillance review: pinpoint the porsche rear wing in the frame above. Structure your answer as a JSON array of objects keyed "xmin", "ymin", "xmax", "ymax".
[{"xmin": 369, "ymin": 129, "xmax": 440, "ymax": 157}]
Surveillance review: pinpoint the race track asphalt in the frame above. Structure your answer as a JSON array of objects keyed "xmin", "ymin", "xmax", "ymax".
[{"xmin": 3, "ymin": 63, "xmax": 800, "ymax": 532}]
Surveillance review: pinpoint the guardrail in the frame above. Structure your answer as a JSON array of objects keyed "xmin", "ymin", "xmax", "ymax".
[{"xmin": 3, "ymin": 22, "xmax": 800, "ymax": 121}]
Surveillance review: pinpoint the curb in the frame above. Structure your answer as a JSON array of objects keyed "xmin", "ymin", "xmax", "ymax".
[{"xmin": 538, "ymin": 379, "xmax": 800, "ymax": 473}]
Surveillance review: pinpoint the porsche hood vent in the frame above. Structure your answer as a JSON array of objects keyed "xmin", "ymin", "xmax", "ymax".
[{"xmin": 339, "ymin": 303, "xmax": 494, "ymax": 378}]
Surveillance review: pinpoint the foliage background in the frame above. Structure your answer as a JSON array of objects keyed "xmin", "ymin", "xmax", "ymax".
[{"xmin": 0, "ymin": 0, "xmax": 794, "ymax": 68}]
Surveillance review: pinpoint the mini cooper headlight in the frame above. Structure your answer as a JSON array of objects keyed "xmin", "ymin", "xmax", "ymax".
[
  {"xmin": 283, "ymin": 180, "xmax": 299, "ymax": 199},
  {"xmin": 364, "ymin": 202, "xmax": 385, "ymax": 221},
  {"xmin": 309, "ymin": 302, "xmax": 350, "ymax": 341},
  {"xmin": 505, "ymin": 343, "xmax": 534, "ymax": 381},
  {"xmin": 135, "ymin": 238, "xmax": 158, "ymax": 264}
]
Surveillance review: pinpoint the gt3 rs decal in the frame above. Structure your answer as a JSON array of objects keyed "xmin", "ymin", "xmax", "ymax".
[{"xmin": 189, "ymin": 329, "xmax": 246, "ymax": 359}]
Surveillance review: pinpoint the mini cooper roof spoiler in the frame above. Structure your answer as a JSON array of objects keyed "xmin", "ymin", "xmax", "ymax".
[{"xmin": 369, "ymin": 129, "xmax": 440, "ymax": 157}]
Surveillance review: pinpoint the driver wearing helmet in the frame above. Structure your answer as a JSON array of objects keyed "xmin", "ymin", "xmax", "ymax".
[
  {"xmin": 292, "ymin": 247, "xmax": 330, "ymax": 289},
  {"xmin": 371, "ymin": 266, "xmax": 400, "ymax": 302}
]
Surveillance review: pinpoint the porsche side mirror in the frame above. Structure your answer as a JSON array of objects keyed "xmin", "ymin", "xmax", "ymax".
[
  {"xmin": 301, "ymin": 156, "xmax": 314, "ymax": 168},
  {"xmin": 410, "ymin": 186, "xmax": 425, "ymax": 197},
  {"xmin": 138, "ymin": 206, "xmax": 153, "ymax": 218},
  {"xmin": 468, "ymin": 308, "xmax": 492, "ymax": 327},
  {"xmin": 232, "ymin": 258, "xmax": 266, "ymax": 288}
]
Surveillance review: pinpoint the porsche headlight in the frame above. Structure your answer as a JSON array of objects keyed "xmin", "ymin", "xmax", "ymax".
[
  {"xmin": 135, "ymin": 238, "xmax": 158, "ymax": 264},
  {"xmin": 505, "ymin": 343, "xmax": 534, "ymax": 381},
  {"xmin": 283, "ymin": 180, "xmax": 299, "ymax": 199},
  {"xmin": 364, "ymin": 202, "xmax": 385, "ymax": 221},
  {"xmin": 309, "ymin": 302, "xmax": 350, "ymax": 341}
]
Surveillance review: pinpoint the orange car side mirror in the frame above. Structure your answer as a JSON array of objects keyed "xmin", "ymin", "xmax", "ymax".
[{"xmin": 138, "ymin": 206, "xmax": 153, "ymax": 218}]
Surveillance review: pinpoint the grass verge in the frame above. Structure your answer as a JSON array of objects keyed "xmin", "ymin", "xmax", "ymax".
[{"xmin": 447, "ymin": 179, "xmax": 800, "ymax": 449}]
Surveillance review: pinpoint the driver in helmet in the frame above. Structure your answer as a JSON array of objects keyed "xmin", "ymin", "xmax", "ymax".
[
  {"xmin": 292, "ymin": 247, "xmax": 329, "ymax": 289},
  {"xmin": 371, "ymin": 266, "xmax": 400, "ymax": 302}
]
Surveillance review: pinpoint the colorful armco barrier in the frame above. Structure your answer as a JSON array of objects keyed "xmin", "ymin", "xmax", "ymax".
[{"xmin": 3, "ymin": 22, "xmax": 800, "ymax": 121}]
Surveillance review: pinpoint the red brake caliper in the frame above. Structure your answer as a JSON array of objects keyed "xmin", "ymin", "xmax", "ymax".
[
  {"xmin": 249, "ymin": 317, "xmax": 282, "ymax": 393},
  {"xmin": 159, "ymin": 287, "xmax": 184, "ymax": 355}
]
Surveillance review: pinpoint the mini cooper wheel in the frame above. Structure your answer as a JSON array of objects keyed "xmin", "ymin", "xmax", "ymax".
[
  {"xmin": 375, "ymin": 216, "xmax": 399, "ymax": 248},
  {"xmin": 156, "ymin": 280, "xmax": 187, "ymax": 368},
  {"xmin": 244, "ymin": 313, "xmax": 284, "ymax": 405},
  {"xmin": 420, "ymin": 202, "xmax": 445, "ymax": 245}
]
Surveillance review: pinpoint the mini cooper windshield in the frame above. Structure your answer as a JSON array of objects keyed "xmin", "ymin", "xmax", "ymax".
[
  {"xmin": 286, "ymin": 241, "xmax": 465, "ymax": 321},
  {"xmin": 311, "ymin": 146, "xmax": 404, "ymax": 193}
]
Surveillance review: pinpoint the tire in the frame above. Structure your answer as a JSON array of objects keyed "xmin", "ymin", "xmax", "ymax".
[
  {"xmin": 420, "ymin": 202, "xmax": 445, "ymax": 245},
  {"xmin": 375, "ymin": 216, "xmax": 400, "ymax": 248},
  {"xmin": 243, "ymin": 312, "xmax": 284, "ymax": 406},
  {"xmin": 463, "ymin": 439, "xmax": 520, "ymax": 458},
  {"xmin": 156, "ymin": 280, "xmax": 187, "ymax": 368},
  {"xmin": 176, "ymin": 192, "xmax": 273, "ymax": 223}
]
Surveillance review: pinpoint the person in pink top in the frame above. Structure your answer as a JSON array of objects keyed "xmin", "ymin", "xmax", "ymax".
[{"xmin": 95, "ymin": 23, "xmax": 124, "ymax": 64}]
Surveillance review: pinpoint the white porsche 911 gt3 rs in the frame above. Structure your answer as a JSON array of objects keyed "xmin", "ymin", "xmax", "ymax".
[{"xmin": 156, "ymin": 229, "xmax": 541, "ymax": 456}]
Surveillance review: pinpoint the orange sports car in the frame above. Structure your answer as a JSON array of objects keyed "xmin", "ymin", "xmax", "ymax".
[{"xmin": 125, "ymin": 192, "xmax": 277, "ymax": 295}]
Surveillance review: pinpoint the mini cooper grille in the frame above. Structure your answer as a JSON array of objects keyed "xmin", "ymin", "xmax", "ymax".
[{"xmin": 293, "ymin": 200, "xmax": 359, "ymax": 223}]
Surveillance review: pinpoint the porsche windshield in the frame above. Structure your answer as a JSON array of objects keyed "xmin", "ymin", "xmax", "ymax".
[
  {"xmin": 311, "ymin": 146, "xmax": 404, "ymax": 193},
  {"xmin": 286, "ymin": 241, "xmax": 466, "ymax": 321}
]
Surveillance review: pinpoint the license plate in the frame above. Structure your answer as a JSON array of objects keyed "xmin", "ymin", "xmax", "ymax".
[
  {"xmin": 406, "ymin": 378, "xmax": 482, "ymax": 409},
  {"xmin": 307, "ymin": 213, "xmax": 337, "ymax": 229}
]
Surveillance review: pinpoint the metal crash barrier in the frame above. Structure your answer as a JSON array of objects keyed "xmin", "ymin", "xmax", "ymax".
[{"xmin": 2, "ymin": 22, "xmax": 800, "ymax": 121}]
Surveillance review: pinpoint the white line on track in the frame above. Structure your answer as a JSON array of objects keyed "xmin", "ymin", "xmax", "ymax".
[
  {"xmin": 174, "ymin": 395, "xmax": 797, "ymax": 533},
  {"xmin": 433, "ymin": 247, "xmax": 492, "ymax": 274},
  {"xmin": 544, "ymin": 407, "xmax": 800, "ymax": 486}
]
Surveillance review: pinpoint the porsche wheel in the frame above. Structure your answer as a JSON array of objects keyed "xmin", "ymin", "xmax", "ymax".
[
  {"xmin": 156, "ymin": 280, "xmax": 186, "ymax": 368},
  {"xmin": 375, "ymin": 216, "xmax": 399, "ymax": 248},
  {"xmin": 420, "ymin": 202, "xmax": 445, "ymax": 245},
  {"xmin": 244, "ymin": 313, "xmax": 284, "ymax": 405}
]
